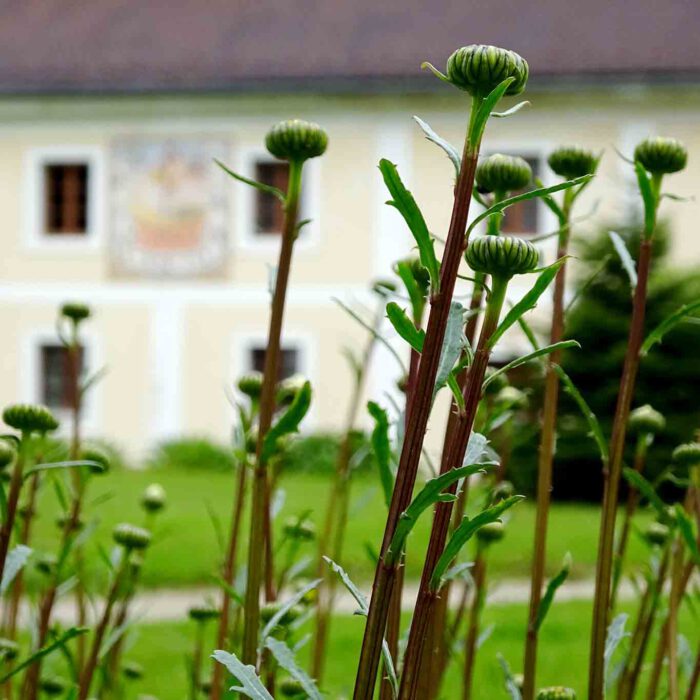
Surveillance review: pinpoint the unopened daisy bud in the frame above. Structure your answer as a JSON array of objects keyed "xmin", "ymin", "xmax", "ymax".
[
  {"xmin": 141, "ymin": 483, "xmax": 167, "ymax": 513},
  {"xmin": 0, "ymin": 638, "xmax": 19, "ymax": 661},
  {"xmin": 672, "ymin": 442, "xmax": 700, "ymax": 469},
  {"xmin": 60, "ymin": 302, "xmax": 91, "ymax": 324},
  {"xmin": 265, "ymin": 119, "xmax": 328, "ymax": 163},
  {"xmin": 491, "ymin": 481, "xmax": 515, "ymax": 503},
  {"xmin": 283, "ymin": 518, "xmax": 316, "ymax": 541},
  {"xmin": 0, "ymin": 440, "xmax": 16, "ymax": 469},
  {"xmin": 634, "ymin": 137, "xmax": 687, "ymax": 175},
  {"xmin": 279, "ymin": 677, "xmax": 306, "ymax": 697},
  {"xmin": 35, "ymin": 553, "xmax": 57, "ymax": 576},
  {"xmin": 476, "ymin": 520, "xmax": 505, "ymax": 545},
  {"xmin": 245, "ymin": 426, "xmax": 259, "ymax": 454},
  {"xmin": 465, "ymin": 236, "xmax": 539, "ymax": 279},
  {"xmin": 56, "ymin": 513, "xmax": 84, "ymax": 532},
  {"xmin": 113, "ymin": 523, "xmax": 152, "ymax": 551},
  {"xmin": 188, "ymin": 604, "xmax": 220, "ymax": 623},
  {"xmin": 276, "ymin": 374, "xmax": 307, "ymax": 405},
  {"xmin": 39, "ymin": 676, "xmax": 67, "ymax": 696},
  {"xmin": 81, "ymin": 446, "xmax": 110, "ymax": 475},
  {"xmin": 536, "ymin": 687, "xmax": 576, "ymax": 700},
  {"xmin": 444, "ymin": 45, "xmax": 528, "ymax": 98},
  {"xmin": 260, "ymin": 602, "xmax": 302, "ymax": 627},
  {"xmin": 121, "ymin": 661, "xmax": 144, "ymax": 680},
  {"xmin": 512, "ymin": 674, "xmax": 525, "ymax": 691},
  {"xmin": 628, "ymin": 405, "xmax": 665, "ymax": 435},
  {"xmin": 3, "ymin": 403, "xmax": 59, "ymax": 434},
  {"xmin": 237, "ymin": 372, "xmax": 263, "ymax": 401},
  {"xmin": 643, "ymin": 522, "xmax": 670, "ymax": 547},
  {"xmin": 547, "ymin": 146, "xmax": 598, "ymax": 180},
  {"xmin": 199, "ymin": 679, "xmax": 213, "ymax": 693},
  {"xmin": 372, "ymin": 278, "xmax": 397, "ymax": 298},
  {"xmin": 476, "ymin": 154, "xmax": 532, "ymax": 195}
]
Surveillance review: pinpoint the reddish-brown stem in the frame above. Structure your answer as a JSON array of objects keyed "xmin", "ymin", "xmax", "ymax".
[
  {"xmin": 588, "ymin": 237, "xmax": 653, "ymax": 699},
  {"xmin": 462, "ymin": 547, "xmax": 486, "ymax": 700},
  {"xmin": 687, "ymin": 640, "xmax": 700, "ymax": 700},
  {"xmin": 352, "ymin": 105, "xmax": 483, "ymax": 700},
  {"xmin": 522, "ymin": 226, "xmax": 570, "ymax": 700}
]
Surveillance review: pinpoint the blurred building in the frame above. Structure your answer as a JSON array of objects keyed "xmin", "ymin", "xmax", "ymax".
[{"xmin": 0, "ymin": 1, "xmax": 698, "ymax": 455}]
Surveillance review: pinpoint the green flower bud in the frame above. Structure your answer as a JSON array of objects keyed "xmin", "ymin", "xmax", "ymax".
[
  {"xmin": 672, "ymin": 442, "xmax": 700, "ymax": 469},
  {"xmin": 628, "ymin": 405, "xmax": 665, "ymax": 435},
  {"xmin": 476, "ymin": 520, "xmax": 505, "ymax": 545},
  {"xmin": 81, "ymin": 446, "xmax": 110, "ymax": 475},
  {"xmin": 406, "ymin": 258, "xmax": 430, "ymax": 293},
  {"xmin": 537, "ymin": 687, "xmax": 576, "ymax": 700},
  {"xmin": 634, "ymin": 137, "xmax": 687, "ymax": 175},
  {"xmin": 3, "ymin": 404, "xmax": 59, "ymax": 434},
  {"xmin": 122, "ymin": 661, "xmax": 144, "ymax": 680},
  {"xmin": 372, "ymin": 278, "xmax": 397, "ymax": 298},
  {"xmin": 199, "ymin": 679, "xmax": 212, "ymax": 694},
  {"xmin": 292, "ymin": 578, "xmax": 318, "ymax": 607},
  {"xmin": 237, "ymin": 372, "xmax": 264, "ymax": 400},
  {"xmin": 547, "ymin": 146, "xmax": 598, "ymax": 180},
  {"xmin": 0, "ymin": 638, "xmax": 19, "ymax": 661},
  {"xmin": 476, "ymin": 154, "xmax": 532, "ymax": 195},
  {"xmin": 643, "ymin": 521, "xmax": 670, "ymax": 547},
  {"xmin": 445, "ymin": 45, "xmax": 528, "ymax": 98},
  {"xmin": 491, "ymin": 480, "xmax": 515, "ymax": 503},
  {"xmin": 39, "ymin": 676, "xmax": 67, "ymax": 696},
  {"xmin": 465, "ymin": 236, "xmax": 539, "ymax": 278},
  {"xmin": 188, "ymin": 604, "xmax": 220, "ymax": 623},
  {"xmin": 245, "ymin": 426, "xmax": 259, "ymax": 455},
  {"xmin": 260, "ymin": 602, "xmax": 302, "ymax": 627},
  {"xmin": 279, "ymin": 677, "xmax": 306, "ymax": 698},
  {"xmin": 60, "ymin": 302, "xmax": 91, "ymax": 324},
  {"xmin": 141, "ymin": 483, "xmax": 167, "ymax": 513},
  {"xmin": 35, "ymin": 553, "xmax": 57, "ymax": 576},
  {"xmin": 265, "ymin": 119, "xmax": 328, "ymax": 162},
  {"xmin": 512, "ymin": 674, "xmax": 524, "ymax": 691},
  {"xmin": 0, "ymin": 440, "xmax": 16, "ymax": 469},
  {"xmin": 113, "ymin": 523, "xmax": 152, "ymax": 551},
  {"xmin": 276, "ymin": 374, "xmax": 307, "ymax": 405},
  {"xmin": 56, "ymin": 513, "xmax": 84, "ymax": 532},
  {"xmin": 283, "ymin": 517, "xmax": 316, "ymax": 541}
]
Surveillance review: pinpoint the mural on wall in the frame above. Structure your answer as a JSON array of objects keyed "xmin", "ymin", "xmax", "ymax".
[{"xmin": 110, "ymin": 138, "xmax": 228, "ymax": 277}]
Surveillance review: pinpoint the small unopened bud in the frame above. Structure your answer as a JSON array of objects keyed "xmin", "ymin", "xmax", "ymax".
[
  {"xmin": 113, "ymin": 523, "xmax": 152, "ymax": 551},
  {"xmin": 444, "ymin": 45, "xmax": 529, "ymax": 98},
  {"xmin": 121, "ymin": 661, "xmax": 144, "ymax": 680},
  {"xmin": 476, "ymin": 520, "xmax": 505, "ymax": 545},
  {"xmin": 476, "ymin": 154, "xmax": 532, "ymax": 195},
  {"xmin": 547, "ymin": 146, "xmax": 598, "ymax": 180},
  {"xmin": 237, "ymin": 372, "xmax": 264, "ymax": 401},
  {"xmin": 0, "ymin": 638, "xmax": 19, "ymax": 661},
  {"xmin": 283, "ymin": 518, "xmax": 316, "ymax": 542},
  {"xmin": 141, "ymin": 483, "xmax": 167, "ymax": 513},
  {"xmin": 536, "ymin": 687, "xmax": 576, "ymax": 700},
  {"xmin": 2, "ymin": 404, "xmax": 59, "ymax": 434},
  {"xmin": 35, "ymin": 554, "xmax": 57, "ymax": 576},
  {"xmin": 672, "ymin": 442, "xmax": 700, "ymax": 469},
  {"xmin": 260, "ymin": 602, "xmax": 302, "ymax": 627},
  {"xmin": 628, "ymin": 405, "xmax": 665, "ymax": 436},
  {"xmin": 39, "ymin": 676, "xmax": 67, "ymax": 696},
  {"xmin": 56, "ymin": 513, "xmax": 84, "ymax": 532},
  {"xmin": 512, "ymin": 674, "xmax": 524, "ymax": 691},
  {"xmin": 188, "ymin": 604, "xmax": 220, "ymax": 623},
  {"xmin": 81, "ymin": 446, "xmax": 110, "ymax": 475},
  {"xmin": 643, "ymin": 522, "xmax": 670, "ymax": 547},
  {"xmin": 465, "ymin": 236, "xmax": 539, "ymax": 279},
  {"xmin": 634, "ymin": 137, "xmax": 687, "ymax": 175},
  {"xmin": 0, "ymin": 440, "xmax": 16, "ymax": 469},
  {"xmin": 60, "ymin": 302, "xmax": 91, "ymax": 324},
  {"xmin": 265, "ymin": 119, "xmax": 328, "ymax": 163},
  {"xmin": 491, "ymin": 481, "xmax": 515, "ymax": 503},
  {"xmin": 276, "ymin": 374, "xmax": 307, "ymax": 405},
  {"xmin": 279, "ymin": 677, "xmax": 306, "ymax": 697}
]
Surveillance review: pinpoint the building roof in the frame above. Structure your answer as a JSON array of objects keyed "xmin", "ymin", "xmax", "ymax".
[{"xmin": 0, "ymin": 0, "xmax": 697, "ymax": 94}]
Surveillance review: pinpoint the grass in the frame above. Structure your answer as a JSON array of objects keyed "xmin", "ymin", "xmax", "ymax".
[{"xmin": 26, "ymin": 467, "xmax": 654, "ymax": 590}]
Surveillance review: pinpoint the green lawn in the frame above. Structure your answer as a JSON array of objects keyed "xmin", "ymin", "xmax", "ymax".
[{"xmin": 26, "ymin": 467, "xmax": 653, "ymax": 590}]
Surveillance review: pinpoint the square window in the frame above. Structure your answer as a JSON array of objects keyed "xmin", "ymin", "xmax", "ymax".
[
  {"xmin": 40, "ymin": 343, "xmax": 84, "ymax": 410},
  {"xmin": 254, "ymin": 161, "xmax": 289, "ymax": 235},
  {"xmin": 500, "ymin": 156, "xmax": 540, "ymax": 236},
  {"xmin": 250, "ymin": 346, "xmax": 299, "ymax": 382},
  {"xmin": 43, "ymin": 163, "xmax": 89, "ymax": 235}
]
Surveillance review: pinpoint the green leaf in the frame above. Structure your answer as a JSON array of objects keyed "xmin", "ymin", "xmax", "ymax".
[
  {"xmin": 483, "ymin": 341, "xmax": 580, "ymax": 390},
  {"xmin": 622, "ymin": 469, "xmax": 667, "ymax": 517},
  {"xmin": 640, "ymin": 299, "xmax": 700, "ymax": 356},
  {"xmin": 604, "ymin": 613, "xmax": 630, "ymax": 683},
  {"xmin": 634, "ymin": 161, "xmax": 656, "ymax": 236},
  {"xmin": 433, "ymin": 301, "xmax": 465, "ymax": 396},
  {"xmin": 367, "ymin": 402, "xmax": 393, "ymax": 508},
  {"xmin": 259, "ymin": 578, "xmax": 321, "ymax": 647},
  {"xmin": 23, "ymin": 459, "xmax": 104, "ymax": 481},
  {"xmin": 535, "ymin": 552, "xmax": 572, "ymax": 630},
  {"xmin": 674, "ymin": 505, "xmax": 700, "ymax": 565},
  {"xmin": 413, "ymin": 115, "xmax": 461, "ymax": 176},
  {"xmin": 379, "ymin": 159, "xmax": 440, "ymax": 292},
  {"xmin": 497, "ymin": 654, "xmax": 523, "ymax": 700},
  {"xmin": 386, "ymin": 302, "xmax": 425, "ymax": 352},
  {"xmin": 446, "ymin": 373, "xmax": 466, "ymax": 414},
  {"xmin": 467, "ymin": 176, "xmax": 592, "ymax": 237},
  {"xmin": 262, "ymin": 382, "xmax": 312, "ymax": 461},
  {"xmin": 0, "ymin": 627, "xmax": 87, "ymax": 684},
  {"xmin": 488, "ymin": 259, "xmax": 566, "ymax": 350},
  {"xmin": 470, "ymin": 78, "xmax": 515, "ymax": 144},
  {"xmin": 554, "ymin": 365, "xmax": 608, "ymax": 462},
  {"xmin": 0, "ymin": 545, "xmax": 31, "ymax": 594},
  {"xmin": 215, "ymin": 159, "xmax": 285, "ymax": 202},
  {"xmin": 430, "ymin": 495, "xmax": 524, "ymax": 590},
  {"xmin": 211, "ymin": 650, "xmax": 273, "ymax": 700},
  {"xmin": 491, "ymin": 100, "xmax": 530, "ymax": 118},
  {"xmin": 608, "ymin": 231, "xmax": 638, "ymax": 290},
  {"xmin": 264, "ymin": 638, "xmax": 322, "ymax": 700},
  {"xmin": 387, "ymin": 462, "xmax": 493, "ymax": 564},
  {"xmin": 395, "ymin": 258, "xmax": 425, "ymax": 323}
]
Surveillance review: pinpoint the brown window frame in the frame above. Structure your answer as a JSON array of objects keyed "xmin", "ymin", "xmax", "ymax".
[{"xmin": 43, "ymin": 163, "xmax": 90, "ymax": 236}]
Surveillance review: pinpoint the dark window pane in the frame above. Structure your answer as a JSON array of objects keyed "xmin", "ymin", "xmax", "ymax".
[
  {"xmin": 44, "ymin": 164, "xmax": 89, "ymax": 235},
  {"xmin": 254, "ymin": 162, "xmax": 289, "ymax": 235},
  {"xmin": 250, "ymin": 346, "xmax": 298, "ymax": 382},
  {"xmin": 500, "ymin": 156, "xmax": 540, "ymax": 236},
  {"xmin": 40, "ymin": 344, "xmax": 84, "ymax": 409}
]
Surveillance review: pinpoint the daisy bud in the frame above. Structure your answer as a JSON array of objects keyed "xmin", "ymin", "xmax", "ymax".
[
  {"xmin": 2, "ymin": 403, "xmax": 59, "ymax": 434},
  {"xmin": 628, "ymin": 405, "xmax": 665, "ymax": 436},
  {"xmin": 260, "ymin": 602, "xmax": 302, "ymax": 627},
  {"xmin": 547, "ymin": 146, "xmax": 597, "ymax": 180},
  {"xmin": 188, "ymin": 604, "xmax": 220, "ymax": 623},
  {"xmin": 476, "ymin": 154, "xmax": 532, "ymax": 195},
  {"xmin": 237, "ymin": 372, "xmax": 264, "ymax": 400},
  {"xmin": 279, "ymin": 677, "xmax": 306, "ymax": 697},
  {"xmin": 634, "ymin": 137, "xmax": 687, "ymax": 175},
  {"xmin": 445, "ymin": 45, "xmax": 528, "ymax": 98},
  {"xmin": 265, "ymin": 119, "xmax": 328, "ymax": 163},
  {"xmin": 283, "ymin": 518, "xmax": 316, "ymax": 541},
  {"xmin": 643, "ymin": 522, "xmax": 670, "ymax": 547},
  {"xmin": 537, "ymin": 688, "xmax": 576, "ymax": 700},
  {"xmin": 39, "ymin": 676, "xmax": 67, "ymax": 696},
  {"xmin": 113, "ymin": 523, "xmax": 152, "ymax": 551},
  {"xmin": 60, "ymin": 302, "xmax": 91, "ymax": 324},
  {"xmin": 465, "ymin": 236, "xmax": 539, "ymax": 278},
  {"xmin": 476, "ymin": 520, "xmax": 505, "ymax": 545},
  {"xmin": 0, "ymin": 638, "xmax": 19, "ymax": 661},
  {"xmin": 141, "ymin": 483, "xmax": 167, "ymax": 513},
  {"xmin": 121, "ymin": 661, "xmax": 144, "ymax": 680},
  {"xmin": 81, "ymin": 446, "xmax": 110, "ymax": 475},
  {"xmin": 672, "ymin": 442, "xmax": 700, "ymax": 469},
  {"xmin": 276, "ymin": 374, "xmax": 307, "ymax": 405}
]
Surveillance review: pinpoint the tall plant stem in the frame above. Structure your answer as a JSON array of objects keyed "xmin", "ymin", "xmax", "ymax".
[
  {"xmin": 242, "ymin": 159, "xmax": 304, "ymax": 666},
  {"xmin": 687, "ymin": 640, "xmax": 700, "ymax": 700},
  {"xmin": 352, "ymin": 98, "xmax": 484, "ymax": 700},
  {"xmin": 588, "ymin": 237, "xmax": 653, "ymax": 699},
  {"xmin": 398, "ymin": 276, "xmax": 508, "ymax": 700},
  {"xmin": 522, "ymin": 209, "xmax": 571, "ymax": 700},
  {"xmin": 462, "ymin": 546, "xmax": 487, "ymax": 700},
  {"xmin": 0, "ymin": 436, "xmax": 27, "ymax": 581},
  {"xmin": 191, "ymin": 622, "xmax": 206, "ymax": 700}
]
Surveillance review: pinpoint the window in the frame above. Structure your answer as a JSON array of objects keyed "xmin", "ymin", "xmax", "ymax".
[
  {"xmin": 250, "ymin": 346, "xmax": 299, "ymax": 382},
  {"xmin": 44, "ymin": 164, "xmax": 89, "ymax": 235},
  {"xmin": 39, "ymin": 344, "xmax": 84, "ymax": 410},
  {"xmin": 254, "ymin": 161, "xmax": 289, "ymax": 235},
  {"xmin": 499, "ymin": 155, "xmax": 541, "ymax": 236}
]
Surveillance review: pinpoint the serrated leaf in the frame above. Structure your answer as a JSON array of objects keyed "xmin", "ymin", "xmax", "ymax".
[
  {"xmin": 211, "ymin": 650, "xmax": 273, "ymax": 700},
  {"xmin": 379, "ymin": 159, "xmax": 440, "ymax": 292},
  {"xmin": 430, "ymin": 495, "xmax": 524, "ymax": 590},
  {"xmin": 608, "ymin": 231, "xmax": 638, "ymax": 290},
  {"xmin": 433, "ymin": 301, "xmax": 465, "ymax": 396},
  {"xmin": 259, "ymin": 578, "xmax": 321, "ymax": 648},
  {"xmin": 535, "ymin": 553, "xmax": 572, "ymax": 631},
  {"xmin": 386, "ymin": 302, "xmax": 425, "ymax": 352},
  {"xmin": 413, "ymin": 115, "xmax": 461, "ymax": 176},
  {"xmin": 0, "ymin": 545, "xmax": 31, "ymax": 594},
  {"xmin": 464, "ymin": 433, "xmax": 490, "ymax": 466},
  {"xmin": 367, "ymin": 402, "xmax": 393, "ymax": 508},
  {"xmin": 262, "ymin": 382, "xmax": 312, "ymax": 461},
  {"xmin": 264, "ymin": 638, "xmax": 322, "ymax": 700},
  {"xmin": 641, "ymin": 299, "xmax": 700, "ymax": 355},
  {"xmin": 215, "ymin": 159, "xmax": 285, "ymax": 202},
  {"xmin": 491, "ymin": 100, "xmax": 530, "ymax": 118}
]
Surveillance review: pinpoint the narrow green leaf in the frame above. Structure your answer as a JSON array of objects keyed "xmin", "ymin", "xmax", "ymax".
[
  {"xmin": 497, "ymin": 654, "xmax": 523, "ymax": 700},
  {"xmin": 0, "ymin": 545, "xmax": 31, "ymax": 594},
  {"xmin": 470, "ymin": 78, "xmax": 515, "ymax": 144},
  {"xmin": 433, "ymin": 301, "xmax": 465, "ymax": 396},
  {"xmin": 430, "ymin": 495, "xmax": 524, "ymax": 590},
  {"xmin": 215, "ymin": 159, "xmax": 285, "ymax": 202},
  {"xmin": 262, "ymin": 382, "xmax": 312, "ymax": 461},
  {"xmin": 264, "ymin": 638, "xmax": 322, "ymax": 700},
  {"xmin": 413, "ymin": 115, "xmax": 461, "ymax": 176},
  {"xmin": 483, "ymin": 341, "xmax": 580, "ymax": 390},
  {"xmin": 23, "ymin": 459, "xmax": 103, "ymax": 481},
  {"xmin": 491, "ymin": 100, "xmax": 530, "ymax": 118},
  {"xmin": 259, "ymin": 578, "xmax": 321, "ymax": 647},
  {"xmin": 604, "ymin": 614, "xmax": 630, "ymax": 683},
  {"xmin": 394, "ymin": 259, "xmax": 425, "ymax": 323},
  {"xmin": 622, "ymin": 468, "xmax": 667, "ymax": 517},
  {"xmin": 446, "ymin": 373, "xmax": 466, "ymax": 414},
  {"xmin": 79, "ymin": 365, "xmax": 108, "ymax": 398},
  {"xmin": 386, "ymin": 302, "xmax": 425, "ymax": 352},
  {"xmin": 379, "ymin": 159, "xmax": 440, "ymax": 291},
  {"xmin": 535, "ymin": 553, "xmax": 572, "ymax": 630},
  {"xmin": 367, "ymin": 402, "xmax": 394, "ymax": 508},
  {"xmin": 674, "ymin": 504, "xmax": 700, "ymax": 565},
  {"xmin": 488, "ymin": 259, "xmax": 566, "ymax": 350},
  {"xmin": 634, "ymin": 161, "xmax": 656, "ymax": 236},
  {"xmin": 211, "ymin": 650, "xmax": 273, "ymax": 700},
  {"xmin": 608, "ymin": 231, "xmax": 638, "ymax": 290},
  {"xmin": 641, "ymin": 299, "xmax": 700, "ymax": 355},
  {"xmin": 564, "ymin": 254, "xmax": 613, "ymax": 316}
]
